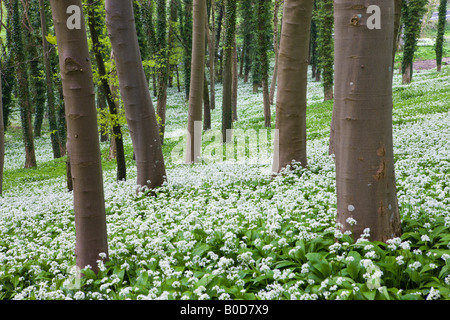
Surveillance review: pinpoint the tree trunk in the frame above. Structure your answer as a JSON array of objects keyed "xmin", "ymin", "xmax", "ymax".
[
  {"xmin": 333, "ymin": 0, "xmax": 402, "ymax": 242},
  {"xmin": 232, "ymin": 35, "xmax": 238, "ymax": 121},
  {"xmin": 257, "ymin": 0, "xmax": 271, "ymax": 128},
  {"xmin": 11, "ymin": 0, "xmax": 37, "ymax": 169},
  {"xmin": 208, "ymin": 0, "xmax": 216, "ymax": 110},
  {"xmin": 157, "ymin": 0, "xmax": 168, "ymax": 144},
  {"xmin": 272, "ymin": 0, "xmax": 313, "ymax": 173},
  {"xmin": 87, "ymin": 0, "xmax": 126, "ymax": 182},
  {"xmin": 185, "ymin": 0, "xmax": 206, "ymax": 163},
  {"xmin": 50, "ymin": 0, "xmax": 109, "ymax": 272},
  {"xmin": 269, "ymin": 0, "xmax": 281, "ymax": 105},
  {"xmin": 0, "ymin": 65, "xmax": 4, "ymax": 195},
  {"xmin": 106, "ymin": 0, "xmax": 166, "ymax": 190},
  {"xmin": 435, "ymin": 0, "xmax": 447, "ymax": 72},
  {"xmin": 203, "ymin": 71, "xmax": 211, "ymax": 131},
  {"xmin": 222, "ymin": 0, "xmax": 237, "ymax": 143},
  {"xmin": 38, "ymin": 0, "xmax": 62, "ymax": 159}
]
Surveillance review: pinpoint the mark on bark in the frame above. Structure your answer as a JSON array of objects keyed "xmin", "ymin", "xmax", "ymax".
[
  {"xmin": 351, "ymin": 5, "xmax": 365, "ymax": 10},
  {"xmin": 373, "ymin": 159, "xmax": 386, "ymax": 181},
  {"xmin": 378, "ymin": 201, "xmax": 385, "ymax": 216},
  {"xmin": 64, "ymin": 57, "xmax": 84, "ymax": 73},
  {"xmin": 350, "ymin": 15, "xmax": 360, "ymax": 26},
  {"xmin": 377, "ymin": 145, "xmax": 386, "ymax": 157}
]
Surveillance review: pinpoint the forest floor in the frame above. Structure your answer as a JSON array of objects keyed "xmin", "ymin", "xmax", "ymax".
[
  {"xmin": 0, "ymin": 61, "xmax": 450, "ymax": 301},
  {"xmin": 414, "ymin": 57, "xmax": 450, "ymax": 70}
]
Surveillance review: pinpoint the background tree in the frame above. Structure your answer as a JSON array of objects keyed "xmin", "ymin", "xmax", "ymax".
[
  {"xmin": 269, "ymin": 0, "xmax": 283, "ymax": 106},
  {"xmin": 240, "ymin": 0, "xmax": 255, "ymax": 84},
  {"xmin": 221, "ymin": 0, "xmax": 237, "ymax": 143},
  {"xmin": 10, "ymin": 0, "xmax": 36, "ymax": 168},
  {"xmin": 156, "ymin": 0, "xmax": 169, "ymax": 143},
  {"xmin": 272, "ymin": 0, "xmax": 313, "ymax": 173},
  {"xmin": 207, "ymin": 0, "xmax": 216, "ymax": 110},
  {"xmin": 50, "ymin": 0, "xmax": 109, "ymax": 272},
  {"xmin": 182, "ymin": 0, "xmax": 193, "ymax": 100},
  {"xmin": 333, "ymin": 0, "xmax": 402, "ymax": 242},
  {"xmin": 39, "ymin": 0, "xmax": 62, "ymax": 159},
  {"xmin": 185, "ymin": 0, "xmax": 206, "ymax": 163},
  {"xmin": 401, "ymin": 0, "xmax": 428, "ymax": 84},
  {"xmin": 256, "ymin": 0, "xmax": 272, "ymax": 128},
  {"xmin": 0, "ymin": 64, "xmax": 4, "ymax": 195},
  {"xmin": 86, "ymin": 0, "xmax": 126, "ymax": 181},
  {"xmin": 106, "ymin": 0, "xmax": 166, "ymax": 191},
  {"xmin": 435, "ymin": 0, "xmax": 448, "ymax": 72},
  {"xmin": 316, "ymin": 0, "xmax": 334, "ymax": 100}
]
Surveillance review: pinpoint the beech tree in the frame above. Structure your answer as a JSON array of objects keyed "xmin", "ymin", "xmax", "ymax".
[
  {"xmin": 333, "ymin": 0, "xmax": 402, "ymax": 242},
  {"xmin": 222, "ymin": 0, "xmax": 237, "ymax": 143},
  {"xmin": 272, "ymin": 0, "xmax": 313, "ymax": 173},
  {"xmin": 185, "ymin": 0, "xmax": 206, "ymax": 163},
  {"xmin": 50, "ymin": 0, "xmax": 109, "ymax": 272},
  {"xmin": 106, "ymin": 0, "xmax": 166, "ymax": 190},
  {"xmin": 257, "ymin": 0, "xmax": 272, "ymax": 128},
  {"xmin": 435, "ymin": 0, "xmax": 448, "ymax": 72}
]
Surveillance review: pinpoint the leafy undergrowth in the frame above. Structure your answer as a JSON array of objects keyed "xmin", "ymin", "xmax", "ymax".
[{"xmin": 0, "ymin": 65, "xmax": 449, "ymax": 300}]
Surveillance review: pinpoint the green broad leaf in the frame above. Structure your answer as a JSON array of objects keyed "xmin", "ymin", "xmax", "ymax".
[
  {"xmin": 360, "ymin": 284, "xmax": 376, "ymax": 300},
  {"xmin": 274, "ymin": 260, "xmax": 298, "ymax": 269},
  {"xmin": 81, "ymin": 268, "xmax": 97, "ymax": 280},
  {"xmin": 136, "ymin": 271, "xmax": 149, "ymax": 287},
  {"xmin": 192, "ymin": 243, "xmax": 210, "ymax": 257},
  {"xmin": 346, "ymin": 251, "xmax": 362, "ymax": 280},
  {"xmin": 306, "ymin": 252, "xmax": 331, "ymax": 279},
  {"xmin": 45, "ymin": 34, "xmax": 57, "ymax": 45}
]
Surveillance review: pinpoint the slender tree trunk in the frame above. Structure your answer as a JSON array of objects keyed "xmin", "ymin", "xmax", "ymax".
[
  {"xmin": 0, "ymin": 66, "xmax": 4, "ymax": 195},
  {"xmin": 232, "ymin": 35, "xmax": 238, "ymax": 121},
  {"xmin": 257, "ymin": 0, "xmax": 271, "ymax": 128},
  {"xmin": 106, "ymin": 0, "xmax": 166, "ymax": 190},
  {"xmin": 157, "ymin": 0, "xmax": 168, "ymax": 144},
  {"xmin": 87, "ymin": 1, "xmax": 126, "ymax": 182},
  {"xmin": 333, "ymin": 0, "xmax": 402, "ymax": 242},
  {"xmin": 208, "ymin": 0, "xmax": 216, "ymax": 110},
  {"xmin": 38, "ymin": 0, "xmax": 61, "ymax": 159},
  {"xmin": 222, "ymin": 0, "xmax": 237, "ymax": 143},
  {"xmin": 272, "ymin": 0, "xmax": 313, "ymax": 173},
  {"xmin": 269, "ymin": 0, "xmax": 281, "ymax": 105},
  {"xmin": 203, "ymin": 71, "xmax": 211, "ymax": 131},
  {"xmin": 185, "ymin": 0, "xmax": 206, "ymax": 163},
  {"xmin": 50, "ymin": 0, "xmax": 109, "ymax": 272},
  {"xmin": 435, "ymin": 0, "xmax": 447, "ymax": 72},
  {"xmin": 11, "ymin": 0, "xmax": 37, "ymax": 168}
]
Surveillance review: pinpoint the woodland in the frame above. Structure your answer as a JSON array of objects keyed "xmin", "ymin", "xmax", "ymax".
[{"xmin": 0, "ymin": 0, "xmax": 449, "ymax": 301}]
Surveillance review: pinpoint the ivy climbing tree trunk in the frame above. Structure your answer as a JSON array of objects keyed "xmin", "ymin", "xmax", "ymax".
[
  {"xmin": 106, "ymin": 0, "xmax": 166, "ymax": 190},
  {"xmin": 185, "ymin": 0, "xmax": 206, "ymax": 163},
  {"xmin": 156, "ymin": 0, "xmax": 168, "ymax": 144},
  {"xmin": 39, "ymin": 0, "xmax": 62, "ymax": 159},
  {"xmin": 86, "ymin": 0, "xmax": 126, "ymax": 182},
  {"xmin": 333, "ymin": 0, "xmax": 402, "ymax": 242},
  {"xmin": 401, "ymin": 0, "xmax": 428, "ymax": 84},
  {"xmin": 435, "ymin": 0, "xmax": 447, "ymax": 72},
  {"xmin": 11, "ymin": 0, "xmax": 37, "ymax": 168},
  {"xmin": 272, "ymin": 0, "xmax": 313, "ymax": 173},
  {"xmin": 50, "ymin": 0, "xmax": 109, "ymax": 272}
]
